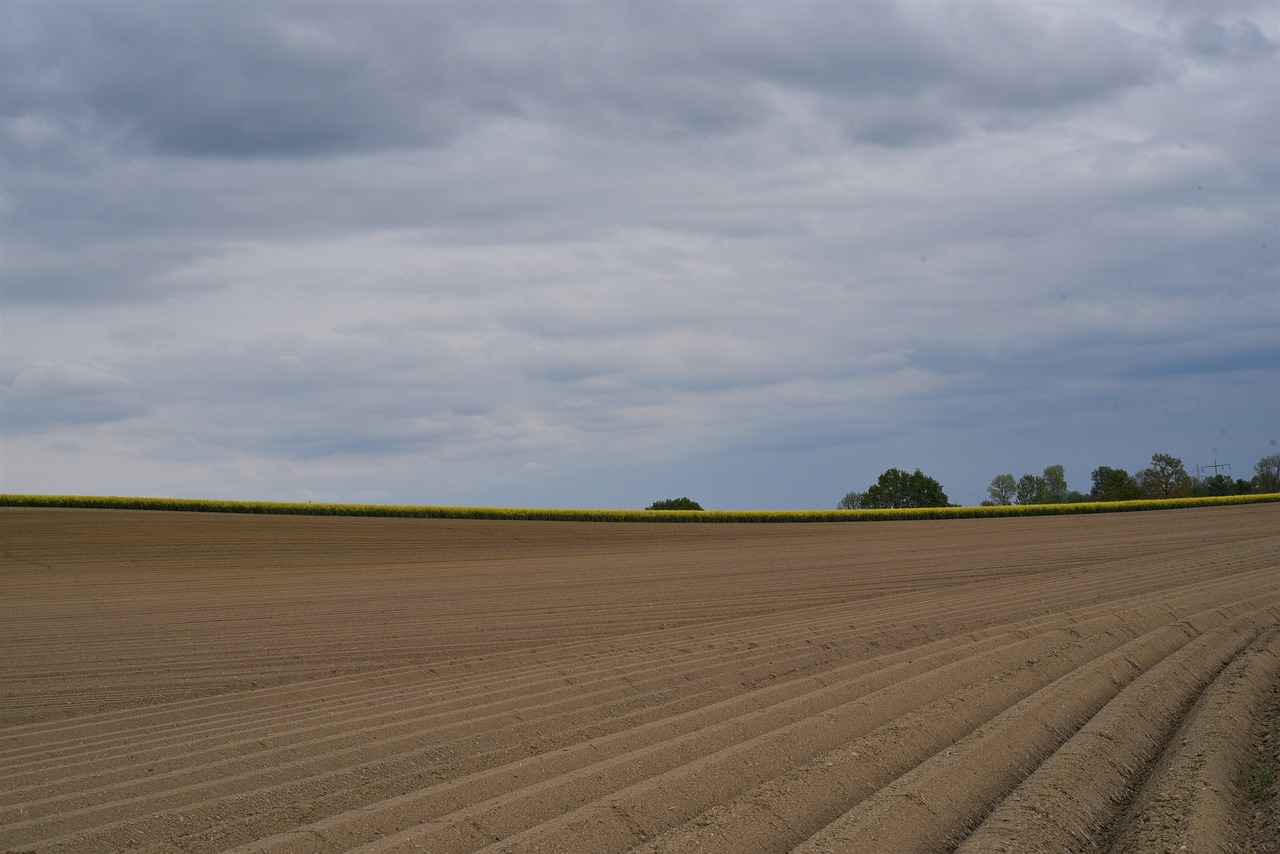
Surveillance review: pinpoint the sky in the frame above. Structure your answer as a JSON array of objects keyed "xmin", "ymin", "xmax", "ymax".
[{"xmin": 2, "ymin": 1, "xmax": 1278, "ymax": 510}]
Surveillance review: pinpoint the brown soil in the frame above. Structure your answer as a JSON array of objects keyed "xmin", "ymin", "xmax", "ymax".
[{"xmin": 1, "ymin": 504, "xmax": 1277, "ymax": 853}]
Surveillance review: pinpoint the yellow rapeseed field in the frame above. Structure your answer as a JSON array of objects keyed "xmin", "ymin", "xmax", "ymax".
[{"xmin": 1, "ymin": 493, "xmax": 1277, "ymax": 522}]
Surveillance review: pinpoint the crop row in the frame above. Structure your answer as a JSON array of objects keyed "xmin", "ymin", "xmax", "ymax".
[{"xmin": 1, "ymin": 492, "xmax": 1277, "ymax": 522}]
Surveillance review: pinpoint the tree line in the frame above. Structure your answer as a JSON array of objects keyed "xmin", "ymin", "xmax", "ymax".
[
  {"xmin": 988, "ymin": 452, "xmax": 1280, "ymax": 506},
  {"xmin": 835, "ymin": 453, "xmax": 1280, "ymax": 511}
]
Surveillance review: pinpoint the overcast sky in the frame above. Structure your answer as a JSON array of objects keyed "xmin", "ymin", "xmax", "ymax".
[{"xmin": 2, "ymin": 1, "xmax": 1277, "ymax": 509}]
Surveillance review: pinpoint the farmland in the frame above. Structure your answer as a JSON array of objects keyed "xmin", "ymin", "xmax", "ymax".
[{"xmin": 1, "ymin": 504, "xmax": 1277, "ymax": 852}]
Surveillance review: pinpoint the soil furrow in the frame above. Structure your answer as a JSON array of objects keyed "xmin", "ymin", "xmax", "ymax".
[
  {"xmin": 4, "ymin": 537, "xmax": 1247, "ymax": 764},
  {"xmin": 948, "ymin": 609, "xmax": 1279, "ymax": 853},
  {"xmin": 1104, "ymin": 626, "xmax": 1280, "ymax": 852},
  {"xmin": 11, "ymin": 548, "xmax": 1187, "ymax": 779},
  {"xmin": 1, "ymin": 575, "xmax": 1074, "ymax": 806},
  {"xmin": 639, "ymin": 595, "xmax": 1280, "ymax": 853},
  {"xmin": 480, "ymin": 599, "xmax": 1278, "ymax": 854},
  {"xmin": 213, "ymin": 611, "xmax": 1116, "ymax": 853},
  {"xmin": 260, "ymin": 598, "xmax": 1264, "ymax": 854},
  {"xmin": 9, "ymin": 609, "xmax": 1054, "ymax": 851},
  {"xmin": 0, "ymin": 504, "xmax": 1274, "ymax": 854},
  {"xmin": 0, "ymin": 578, "xmax": 1038, "ymax": 767},
  {"xmin": 3, "ymin": 510, "xmax": 1269, "ymax": 730}
]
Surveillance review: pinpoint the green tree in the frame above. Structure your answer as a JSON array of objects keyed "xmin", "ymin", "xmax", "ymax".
[
  {"xmin": 1193, "ymin": 473, "xmax": 1237, "ymax": 496},
  {"xmin": 1090, "ymin": 466, "xmax": 1141, "ymax": 502},
  {"xmin": 861, "ymin": 468, "xmax": 949, "ymax": 509},
  {"xmin": 837, "ymin": 491, "xmax": 863, "ymax": 510},
  {"xmin": 1015, "ymin": 473, "xmax": 1045, "ymax": 505},
  {"xmin": 1137, "ymin": 453, "xmax": 1193, "ymax": 499},
  {"xmin": 1042, "ymin": 465, "xmax": 1068, "ymax": 504},
  {"xmin": 1255, "ymin": 453, "xmax": 1280, "ymax": 493},
  {"xmin": 998, "ymin": 465, "xmax": 1070, "ymax": 505},
  {"xmin": 646, "ymin": 497, "xmax": 703, "ymax": 511},
  {"xmin": 986, "ymin": 474, "xmax": 1017, "ymax": 506}
]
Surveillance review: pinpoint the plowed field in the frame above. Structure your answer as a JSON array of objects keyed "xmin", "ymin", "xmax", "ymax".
[{"xmin": 2, "ymin": 504, "xmax": 1277, "ymax": 853}]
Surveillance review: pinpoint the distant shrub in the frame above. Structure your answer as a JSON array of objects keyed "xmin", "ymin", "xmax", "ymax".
[
  {"xmin": 837, "ymin": 491, "xmax": 863, "ymax": 510},
  {"xmin": 645, "ymin": 497, "xmax": 704, "ymax": 511}
]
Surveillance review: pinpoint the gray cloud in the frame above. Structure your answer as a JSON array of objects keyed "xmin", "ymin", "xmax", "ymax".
[
  {"xmin": 2, "ymin": 1, "xmax": 1276, "ymax": 508},
  {"xmin": 0, "ymin": 1, "xmax": 1183, "ymax": 163},
  {"xmin": 2, "ymin": 3, "xmax": 468, "ymax": 158},
  {"xmin": 1, "ymin": 360, "xmax": 147, "ymax": 432},
  {"xmin": 1177, "ymin": 7, "xmax": 1279, "ymax": 63}
]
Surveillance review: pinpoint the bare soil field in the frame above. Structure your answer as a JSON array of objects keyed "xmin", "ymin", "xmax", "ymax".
[{"xmin": 1, "ymin": 504, "xmax": 1277, "ymax": 853}]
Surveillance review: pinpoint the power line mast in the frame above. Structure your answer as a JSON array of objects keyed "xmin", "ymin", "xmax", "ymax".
[{"xmin": 1196, "ymin": 458, "xmax": 1231, "ymax": 479}]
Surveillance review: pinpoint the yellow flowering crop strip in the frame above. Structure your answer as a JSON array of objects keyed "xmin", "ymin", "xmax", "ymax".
[{"xmin": 1, "ymin": 492, "xmax": 1277, "ymax": 522}]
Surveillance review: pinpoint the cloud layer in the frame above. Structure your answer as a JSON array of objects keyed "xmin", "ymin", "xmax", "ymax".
[{"xmin": 3, "ymin": 1, "xmax": 1277, "ymax": 508}]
